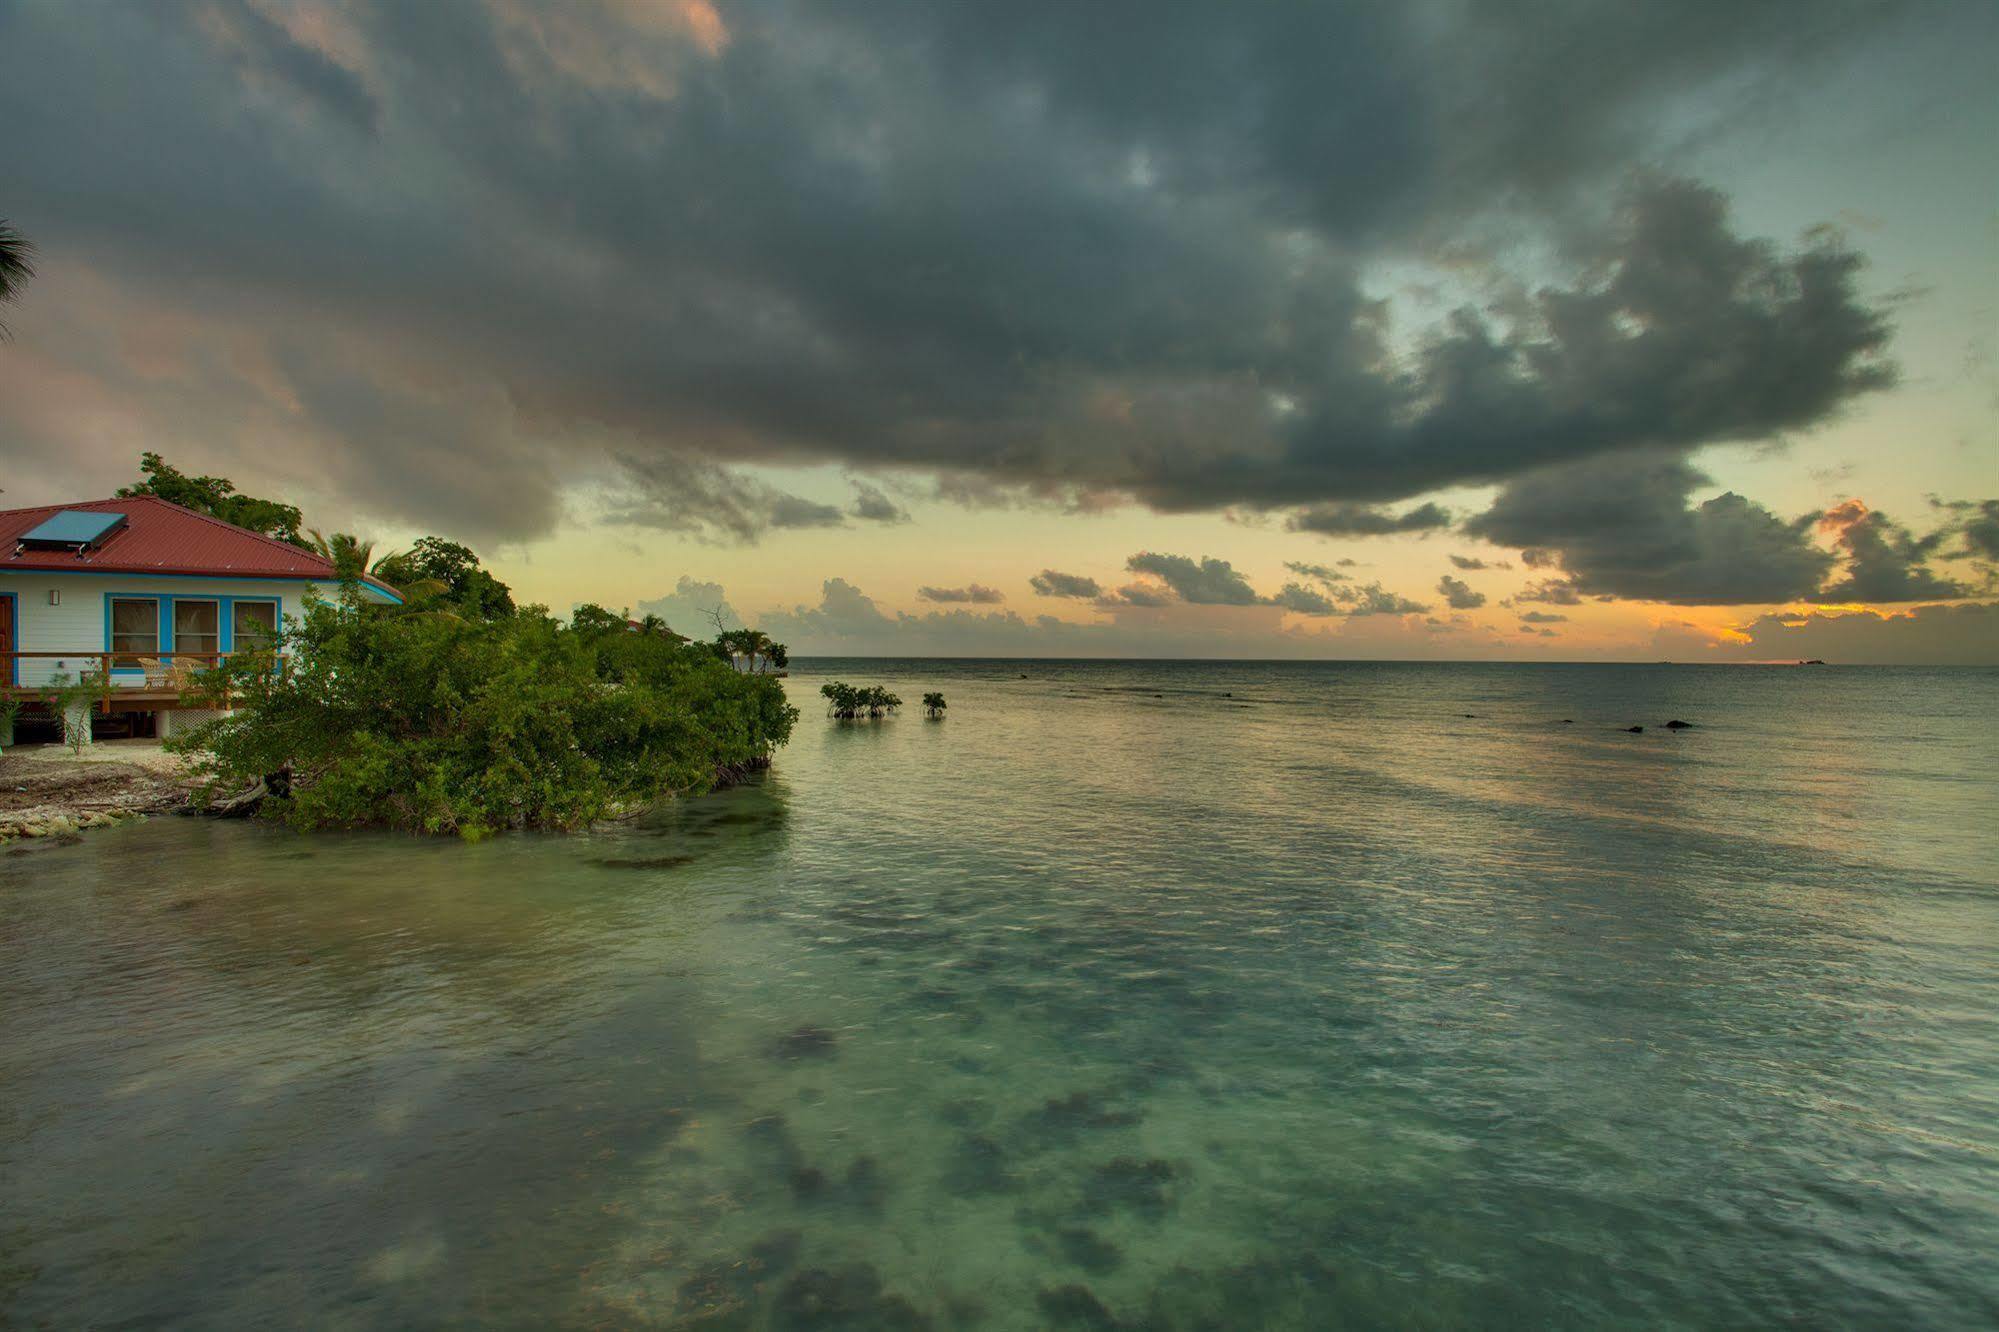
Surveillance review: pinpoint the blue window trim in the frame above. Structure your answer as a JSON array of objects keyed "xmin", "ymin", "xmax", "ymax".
[
  {"xmin": 3, "ymin": 568, "xmax": 401, "ymax": 604},
  {"xmin": 102, "ymin": 593, "xmax": 284, "ymax": 673},
  {"xmin": 1, "ymin": 591, "xmax": 16, "ymax": 686},
  {"xmin": 228, "ymin": 597, "xmax": 282, "ymax": 652},
  {"xmin": 103, "ymin": 593, "xmax": 164, "ymax": 673}
]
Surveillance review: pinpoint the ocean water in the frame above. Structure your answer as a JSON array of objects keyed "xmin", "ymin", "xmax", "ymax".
[{"xmin": 2, "ymin": 661, "xmax": 1996, "ymax": 1329}]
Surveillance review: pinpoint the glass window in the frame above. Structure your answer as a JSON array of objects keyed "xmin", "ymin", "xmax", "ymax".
[
  {"xmin": 232, "ymin": 600, "xmax": 279, "ymax": 649},
  {"xmin": 110, "ymin": 598, "xmax": 159, "ymax": 658},
  {"xmin": 173, "ymin": 600, "xmax": 220, "ymax": 659}
]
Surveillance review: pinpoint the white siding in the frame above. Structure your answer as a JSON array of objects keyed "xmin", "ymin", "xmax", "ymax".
[{"xmin": 2, "ymin": 574, "xmax": 344, "ymax": 689}]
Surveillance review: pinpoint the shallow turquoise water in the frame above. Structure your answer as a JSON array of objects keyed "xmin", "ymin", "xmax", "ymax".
[{"xmin": 3, "ymin": 662, "xmax": 1996, "ymax": 1328}]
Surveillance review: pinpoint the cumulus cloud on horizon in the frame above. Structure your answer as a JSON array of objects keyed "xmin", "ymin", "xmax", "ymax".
[
  {"xmin": 918, "ymin": 583, "xmax": 1006, "ymax": 605},
  {"xmin": 1030, "ymin": 570, "xmax": 1105, "ymax": 599}
]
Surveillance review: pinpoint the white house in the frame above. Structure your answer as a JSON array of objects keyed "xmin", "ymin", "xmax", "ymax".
[{"xmin": 0, "ymin": 495, "xmax": 401, "ymax": 742}]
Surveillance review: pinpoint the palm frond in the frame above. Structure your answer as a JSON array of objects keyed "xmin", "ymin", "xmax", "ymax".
[{"xmin": 0, "ymin": 219, "xmax": 38, "ymax": 339}]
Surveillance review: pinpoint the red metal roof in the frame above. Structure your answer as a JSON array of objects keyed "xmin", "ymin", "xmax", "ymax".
[{"xmin": 0, "ymin": 495, "xmax": 401, "ymax": 600}]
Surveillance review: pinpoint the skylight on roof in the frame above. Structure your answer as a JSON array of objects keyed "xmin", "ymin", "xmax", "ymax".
[{"xmin": 19, "ymin": 510, "xmax": 127, "ymax": 550}]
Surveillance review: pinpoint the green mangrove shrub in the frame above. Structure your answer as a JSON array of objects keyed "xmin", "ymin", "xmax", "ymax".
[
  {"xmin": 169, "ymin": 585, "xmax": 798, "ymax": 836},
  {"xmin": 820, "ymin": 682, "xmax": 901, "ymax": 720},
  {"xmin": 922, "ymin": 692, "xmax": 947, "ymax": 718}
]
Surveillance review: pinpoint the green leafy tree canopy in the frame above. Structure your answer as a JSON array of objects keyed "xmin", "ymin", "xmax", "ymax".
[
  {"xmin": 117, "ymin": 452, "xmax": 308, "ymax": 548},
  {"xmin": 372, "ymin": 536, "xmax": 516, "ymax": 619}
]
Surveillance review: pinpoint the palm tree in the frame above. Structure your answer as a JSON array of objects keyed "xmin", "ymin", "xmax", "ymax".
[
  {"xmin": 0, "ymin": 219, "xmax": 36, "ymax": 339},
  {"xmin": 307, "ymin": 530, "xmax": 377, "ymax": 578}
]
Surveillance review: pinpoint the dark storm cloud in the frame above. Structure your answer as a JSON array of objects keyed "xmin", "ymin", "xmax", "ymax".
[
  {"xmin": 848, "ymin": 483, "xmax": 910, "ymax": 524},
  {"xmin": 1437, "ymin": 575, "xmax": 1487, "ymax": 610},
  {"xmin": 1125, "ymin": 553, "xmax": 1262, "ymax": 606},
  {"xmin": 1030, "ymin": 570, "xmax": 1103, "ymax": 599},
  {"xmin": 1519, "ymin": 610, "xmax": 1568, "ymax": 624},
  {"xmin": 1817, "ymin": 502, "xmax": 1968, "ymax": 602},
  {"xmin": 1119, "ymin": 550, "xmax": 1421, "ymax": 617},
  {"xmin": 0, "ymin": 0, "xmax": 1912, "ymax": 539},
  {"xmin": 918, "ymin": 583, "xmax": 1005, "ymax": 605},
  {"xmin": 198, "ymin": 0, "xmax": 381, "ymax": 134},
  {"xmin": 1284, "ymin": 561, "xmax": 1351, "ymax": 583},
  {"xmin": 605, "ymin": 452, "xmax": 845, "ymax": 543},
  {"xmin": 1290, "ymin": 503, "xmax": 1453, "ymax": 538},
  {"xmin": 1935, "ymin": 500, "xmax": 1999, "ymax": 562},
  {"xmin": 1466, "ymin": 453, "xmax": 1836, "ymax": 605},
  {"xmin": 1449, "ymin": 554, "xmax": 1510, "ymax": 571}
]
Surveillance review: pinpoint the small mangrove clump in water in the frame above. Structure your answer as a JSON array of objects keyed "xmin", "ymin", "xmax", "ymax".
[
  {"xmin": 923, "ymin": 691, "xmax": 947, "ymax": 719},
  {"xmin": 821, "ymin": 682, "xmax": 902, "ymax": 720}
]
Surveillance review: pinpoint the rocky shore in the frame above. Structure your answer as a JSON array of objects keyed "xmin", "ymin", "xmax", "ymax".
[{"xmin": 0, "ymin": 741, "xmax": 195, "ymax": 843}]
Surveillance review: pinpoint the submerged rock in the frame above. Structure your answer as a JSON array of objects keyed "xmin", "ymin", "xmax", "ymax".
[
  {"xmin": 773, "ymin": 1264, "xmax": 929, "ymax": 1330},
  {"xmin": 1035, "ymin": 1283, "xmax": 1121, "ymax": 1329},
  {"xmin": 1079, "ymin": 1157, "xmax": 1178, "ymax": 1220},
  {"xmin": 843, "ymin": 1155, "xmax": 889, "ymax": 1213},
  {"xmin": 1664, "ymin": 719, "xmax": 1694, "ymax": 729},
  {"xmin": 936, "ymin": 1097, "xmax": 992, "ymax": 1129},
  {"xmin": 941, "ymin": 1134, "xmax": 1014, "ymax": 1196},
  {"xmin": 1056, "ymin": 1227, "xmax": 1124, "ymax": 1274},
  {"xmin": 751, "ymin": 1229, "xmax": 803, "ymax": 1272},
  {"xmin": 592, "ymin": 853, "xmax": 697, "ymax": 870},
  {"xmin": 772, "ymin": 1025, "xmax": 839, "ymax": 1061},
  {"xmin": 742, "ymin": 1112, "xmax": 805, "ymax": 1176},
  {"xmin": 1624, "ymin": 725, "xmax": 1644, "ymax": 733},
  {"xmin": 676, "ymin": 1231, "xmax": 802, "ymax": 1321},
  {"xmin": 1137, "ymin": 1250, "xmax": 1342, "ymax": 1328},
  {"xmin": 1021, "ymin": 1090, "xmax": 1140, "ymax": 1144}
]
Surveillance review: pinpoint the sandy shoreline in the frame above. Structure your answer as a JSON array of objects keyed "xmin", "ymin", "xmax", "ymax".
[{"xmin": 0, "ymin": 740, "xmax": 196, "ymax": 841}]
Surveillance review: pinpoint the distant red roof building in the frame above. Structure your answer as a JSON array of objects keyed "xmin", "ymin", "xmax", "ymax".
[{"xmin": 0, "ymin": 495, "xmax": 401, "ymax": 600}]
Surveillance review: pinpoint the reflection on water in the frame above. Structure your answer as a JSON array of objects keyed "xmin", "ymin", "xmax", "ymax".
[{"xmin": 3, "ymin": 662, "xmax": 1997, "ymax": 1328}]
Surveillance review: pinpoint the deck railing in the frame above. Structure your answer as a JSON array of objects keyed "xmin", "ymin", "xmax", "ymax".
[{"xmin": 1, "ymin": 651, "xmax": 288, "ymax": 711}]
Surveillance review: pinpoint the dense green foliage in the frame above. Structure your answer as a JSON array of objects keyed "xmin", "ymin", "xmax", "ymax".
[
  {"xmin": 922, "ymin": 691, "xmax": 947, "ymax": 718},
  {"xmin": 117, "ymin": 452, "xmax": 308, "ymax": 548},
  {"xmin": 820, "ymin": 682, "xmax": 901, "ymax": 719},
  {"xmin": 172, "ymin": 587, "xmax": 797, "ymax": 836},
  {"xmin": 372, "ymin": 536, "xmax": 517, "ymax": 618}
]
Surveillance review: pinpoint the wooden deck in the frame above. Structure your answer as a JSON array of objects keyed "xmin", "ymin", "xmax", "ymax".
[{"xmin": 3, "ymin": 651, "xmax": 283, "ymax": 711}]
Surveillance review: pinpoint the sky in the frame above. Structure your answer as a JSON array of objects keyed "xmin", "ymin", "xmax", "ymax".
[{"xmin": 1, "ymin": 0, "xmax": 1995, "ymax": 661}]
